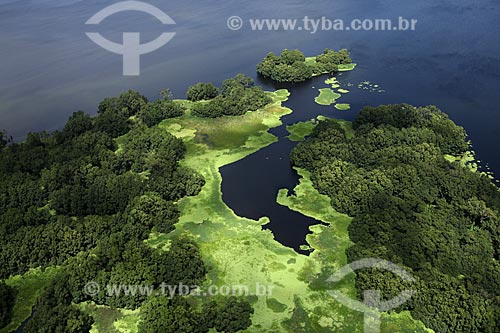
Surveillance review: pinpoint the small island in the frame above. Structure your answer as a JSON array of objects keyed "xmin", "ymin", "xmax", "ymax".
[
  {"xmin": 1, "ymin": 50, "xmax": 498, "ymax": 333},
  {"xmin": 314, "ymin": 88, "xmax": 341, "ymax": 106},
  {"xmin": 256, "ymin": 48, "xmax": 355, "ymax": 83},
  {"xmin": 334, "ymin": 103, "xmax": 351, "ymax": 110}
]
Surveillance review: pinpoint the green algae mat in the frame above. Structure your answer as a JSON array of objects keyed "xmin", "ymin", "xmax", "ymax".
[
  {"xmin": 315, "ymin": 88, "xmax": 342, "ymax": 106},
  {"xmin": 21, "ymin": 89, "xmax": 433, "ymax": 333},
  {"xmin": 140, "ymin": 97, "xmax": 431, "ymax": 332}
]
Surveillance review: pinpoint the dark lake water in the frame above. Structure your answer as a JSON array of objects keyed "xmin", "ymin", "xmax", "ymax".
[{"xmin": 1, "ymin": 0, "xmax": 499, "ymax": 252}]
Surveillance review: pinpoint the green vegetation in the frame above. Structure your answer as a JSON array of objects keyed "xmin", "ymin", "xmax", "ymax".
[
  {"xmin": 145, "ymin": 93, "xmax": 430, "ymax": 332},
  {"xmin": 321, "ymin": 78, "xmax": 352, "ymax": 109},
  {"xmin": 306, "ymin": 58, "xmax": 357, "ymax": 74},
  {"xmin": 1, "ymin": 267, "xmax": 60, "ymax": 333},
  {"xmin": 78, "ymin": 303, "xmax": 126, "ymax": 333},
  {"xmin": 286, "ymin": 116, "xmax": 354, "ymax": 142},
  {"xmin": 203, "ymin": 297, "xmax": 254, "ymax": 332},
  {"xmin": 64, "ymin": 236, "xmax": 207, "ymax": 310},
  {"xmin": 357, "ymin": 81, "xmax": 385, "ymax": 93},
  {"xmin": 191, "ymin": 74, "xmax": 272, "ymax": 117},
  {"xmin": 138, "ymin": 296, "xmax": 203, "ymax": 333},
  {"xmin": 95, "ymin": 90, "xmax": 148, "ymax": 137},
  {"xmin": 338, "ymin": 63, "xmax": 357, "ymax": 71},
  {"xmin": 137, "ymin": 90, "xmax": 185, "ymax": 127},
  {"xmin": 314, "ymin": 88, "xmax": 341, "ymax": 106},
  {"xmin": 324, "ymin": 77, "xmax": 339, "ymax": 87},
  {"xmin": 137, "ymin": 295, "xmax": 254, "ymax": 333},
  {"xmin": 0, "ymin": 281, "xmax": 16, "ymax": 329},
  {"xmin": 291, "ymin": 105, "xmax": 500, "ymax": 332},
  {"xmin": 266, "ymin": 298, "xmax": 288, "ymax": 313},
  {"xmin": 286, "ymin": 120, "xmax": 317, "ymax": 141},
  {"xmin": 334, "ymin": 103, "xmax": 351, "ymax": 111},
  {"xmin": 0, "ymin": 80, "xmax": 437, "ymax": 332},
  {"xmin": 0, "ymin": 87, "xmax": 205, "ymax": 277},
  {"xmin": 165, "ymin": 89, "xmax": 289, "ymax": 149},
  {"xmin": 276, "ymin": 166, "xmax": 353, "ymax": 265},
  {"xmin": 24, "ymin": 274, "xmax": 94, "ymax": 333},
  {"xmin": 146, "ymin": 89, "xmax": 323, "ymax": 332},
  {"xmin": 257, "ymin": 48, "xmax": 354, "ymax": 82},
  {"xmin": 186, "ymin": 82, "xmax": 218, "ymax": 102},
  {"xmin": 0, "ymin": 84, "xmax": 258, "ymax": 332},
  {"xmin": 444, "ymin": 151, "xmax": 478, "ymax": 172},
  {"xmin": 2, "ymin": 54, "xmax": 496, "ymax": 332},
  {"xmin": 276, "ymin": 159, "xmax": 430, "ymax": 332}
]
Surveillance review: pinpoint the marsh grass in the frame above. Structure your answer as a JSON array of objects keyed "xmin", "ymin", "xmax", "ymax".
[
  {"xmin": 286, "ymin": 121, "xmax": 316, "ymax": 141},
  {"xmin": 147, "ymin": 102, "xmax": 430, "ymax": 332},
  {"xmin": 1, "ymin": 267, "xmax": 60, "ymax": 333},
  {"xmin": 334, "ymin": 103, "xmax": 351, "ymax": 111},
  {"xmin": 315, "ymin": 88, "xmax": 341, "ymax": 106},
  {"xmin": 15, "ymin": 90, "xmax": 431, "ymax": 332}
]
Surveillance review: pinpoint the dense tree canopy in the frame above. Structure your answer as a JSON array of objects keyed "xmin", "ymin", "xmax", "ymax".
[
  {"xmin": 186, "ymin": 82, "xmax": 219, "ymax": 101},
  {"xmin": 138, "ymin": 98, "xmax": 184, "ymax": 127},
  {"xmin": 127, "ymin": 193, "xmax": 179, "ymax": 232},
  {"xmin": 97, "ymin": 90, "xmax": 148, "ymax": 117},
  {"xmin": 138, "ymin": 295, "xmax": 254, "ymax": 333},
  {"xmin": 202, "ymin": 296, "xmax": 254, "ymax": 333},
  {"xmin": 0, "ymin": 281, "xmax": 16, "ymax": 329},
  {"xmin": 24, "ymin": 274, "xmax": 94, "ymax": 333},
  {"xmin": 58, "ymin": 111, "xmax": 95, "ymax": 142},
  {"xmin": 0, "ymin": 131, "xmax": 7, "ymax": 149},
  {"xmin": 139, "ymin": 296, "xmax": 206, "ymax": 333},
  {"xmin": 64, "ymin": 235, "xmax": 207, "ymax": 309},
  {"xmin": 0, "ymin": 88, "xmax": 208, "ymax": 330},
  {"xmin": 191, "ymin": 74, "xmax": 272, "ymax": 118},
  {"xmin": 256, "ymin": 48, "xmax": 352, "ymax": 82},
  {"xmin": 94, "ymin": 90, "xmax": 148, "ymax": 137},
  {"xmin": 292, "ymin": 104, "xmax": 500, "ymax": 332},
  {"xmin": 0, "ymin": 84, "xmax": 260, "ymax": 331}
]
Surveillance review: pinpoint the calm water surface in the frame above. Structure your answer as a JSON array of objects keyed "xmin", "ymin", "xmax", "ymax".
[{"xmin": 1, "ymin": 0, "xmax": 499, "ymax": 251}]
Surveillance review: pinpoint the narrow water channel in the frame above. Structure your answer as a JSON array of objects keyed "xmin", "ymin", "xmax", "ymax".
[{"xmin": 220, "ymin": 74, "xmax": 359, "ymax": 254}]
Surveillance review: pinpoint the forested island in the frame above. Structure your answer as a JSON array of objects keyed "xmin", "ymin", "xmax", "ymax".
[
  {"xmin": 256, "ymin": 48, "xmax": 355, "ymax": 83},
  {"xmin": 0, "ymin": 51, "xmax": 499, "ymax": 333}
]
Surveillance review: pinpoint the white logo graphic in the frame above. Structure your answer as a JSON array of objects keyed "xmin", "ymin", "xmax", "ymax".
[
  {"xmin": 227, "ymin": 16, "xmax": 244, "ymax": 30},
  {"xmin": 327, "ymin": 258, "xmax": 416, "ymax": 333},
  {"xmin": 85, "ymin": 1, "xmax": 176, "ymax": 76}
]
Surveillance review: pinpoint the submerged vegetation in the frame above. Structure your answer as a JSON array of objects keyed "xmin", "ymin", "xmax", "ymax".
[
  {"xmin": 257, "ymin": 48, "xmax": 354, "ymax": 83},
  {"xmin": 334, "ymin": 103, "xmax": 351, "ymax": 111},
  {"xmin": 286, "ymin": 120, "xmax": 317, "ymax": 142},
  {"xmin": 314, "ymin": 88, "xmax": 342, "ymax": 106},
  {"xmin": 0, "ymin": 48, "xmax": 498, "ymax": 333},
  {"xmin": 151, "ymin": 93, "xmax": 429, "ymax": 332},
  {"xmin": 314, "ymin": 77, "xmax": 352, "ymax": 108}
]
